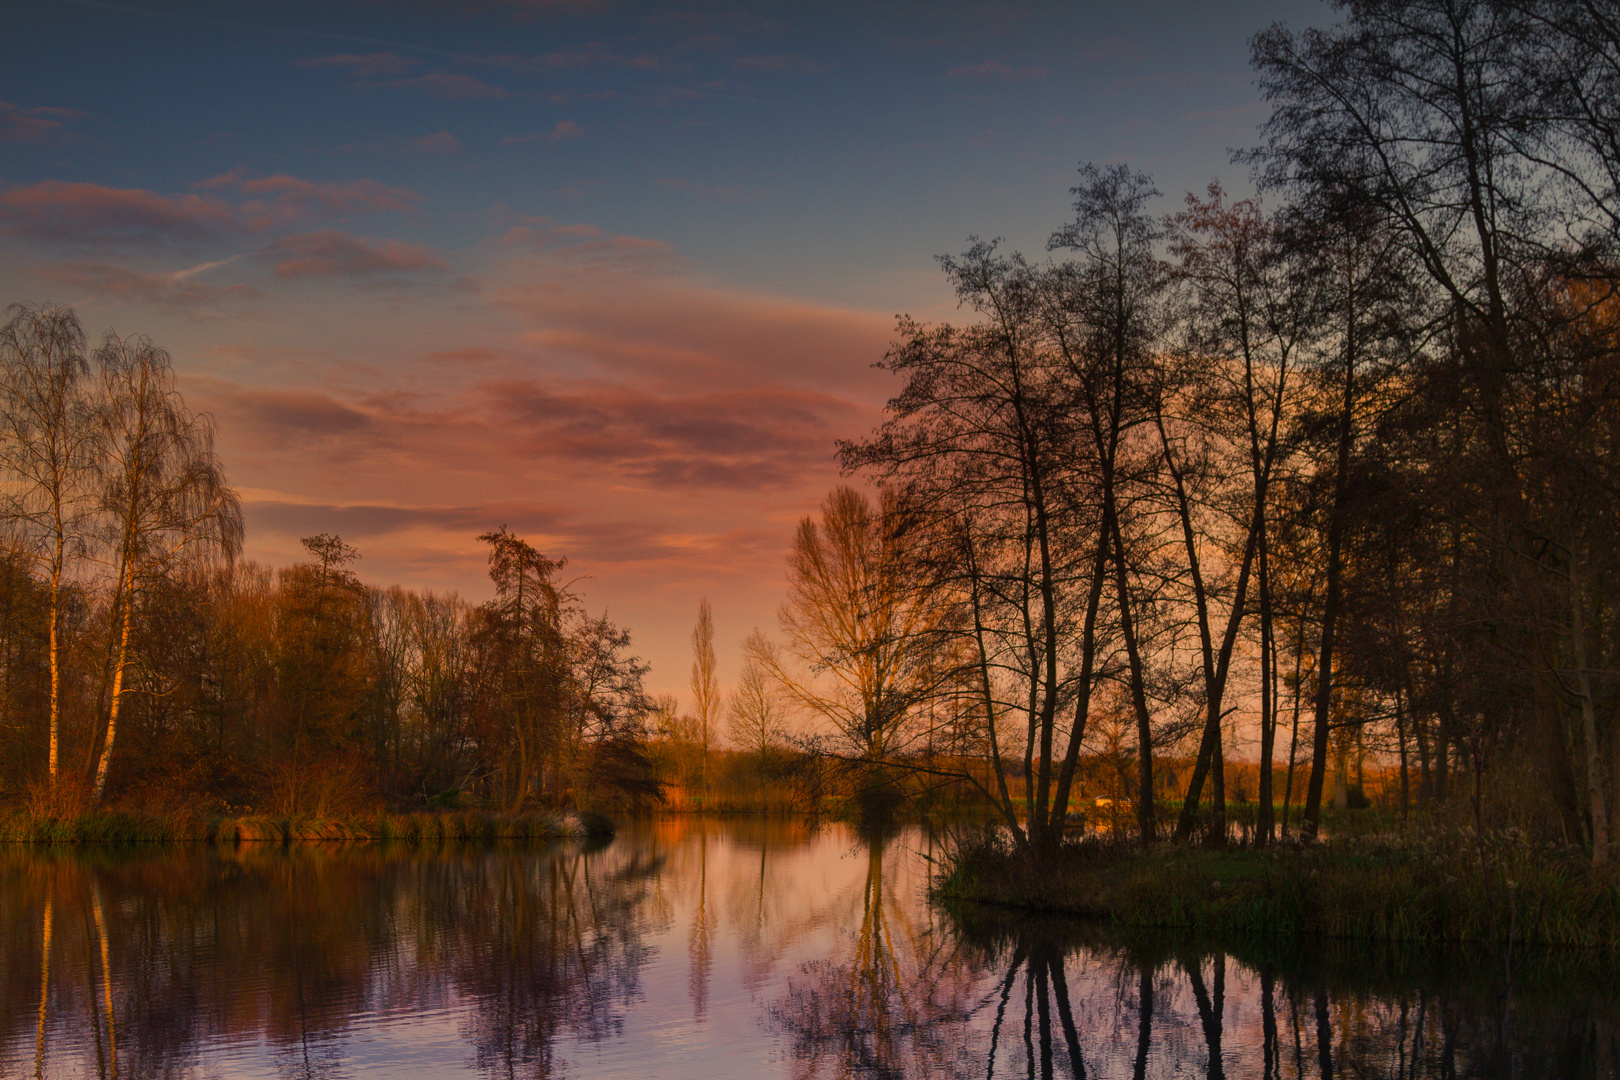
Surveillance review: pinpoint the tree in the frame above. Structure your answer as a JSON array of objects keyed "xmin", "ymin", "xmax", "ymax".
[
  {"xmin": 474, "ymin": 527, "xmax": 569, "ymax": 810},
  {"xmin": 87, "ymin": 330, "xmax": 242, "ymax": 801},
  {"xmin": 689, "ymin": 598, "xmax": 719, "ymax": 806},
  {"xmin": 751, "ymin": 488, "xmax": 955, "ymax": 797},
  {"xmin": 1248, "ymin": 0, "xmax": 1620, "ymax": 852},
  {"xmin": 0, "ymin": 304, "xmax": 91, "ymax": 793},
  {"xmin": 1161, "ymin": 184, "xmax": 1318, "ymax": 844},
  {"xmin": 841, "ymin": 245, "xmax": 1113, "ymax": 849},
  {"xmin": 728, "ymin": 630, "xmax": 786, "ymax": 760},
  {"xmin": 275, "ymin": 534, "xmax": 370, "ymax": 814},
  {"xmin": 1047, "ymin": 163, "xmax": 1169, "ymax": 845}
]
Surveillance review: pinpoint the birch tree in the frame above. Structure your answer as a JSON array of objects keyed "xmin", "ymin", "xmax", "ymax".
[
  {"xmin": 88, "ymin": 331, "xmax": 242, "ymax": 801},
  {"xmin": 0, "ymin": 304, "xmax": 92, "ymax": 793}
]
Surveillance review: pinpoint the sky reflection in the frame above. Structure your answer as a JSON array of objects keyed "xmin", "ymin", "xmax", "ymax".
[{"xmin": 1, "ymin": 820, "xmax": 1614, "ymax": 1078}]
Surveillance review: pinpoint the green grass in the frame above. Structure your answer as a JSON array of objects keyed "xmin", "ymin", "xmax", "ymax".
[{"xmin": 935, "ymin": 828, "xmax": 1620, "ymax": 950}]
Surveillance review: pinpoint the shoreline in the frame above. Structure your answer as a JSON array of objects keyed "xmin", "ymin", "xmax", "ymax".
[
  {"xmin": 935, "ymin": 835, "xmax": 1620, "ymax": 951},
  {"xmin": 0, "ymin": 808, "xmax": 613, "ymax": 844}
]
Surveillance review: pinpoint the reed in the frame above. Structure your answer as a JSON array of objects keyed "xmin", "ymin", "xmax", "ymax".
[{"xmin": 935, "ymin": 827, "xmax": 1620, "ymax": 949}]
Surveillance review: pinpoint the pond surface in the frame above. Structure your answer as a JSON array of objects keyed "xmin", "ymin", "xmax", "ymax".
[{"xmin": 1, "ymin": 817, "xmax": 1615, "ymax": 1079}]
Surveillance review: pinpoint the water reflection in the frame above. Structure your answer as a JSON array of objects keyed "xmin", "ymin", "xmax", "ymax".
[
  {"xmin": 1, "ymin": 822, "xmax": 1617, "ymax": 1079},
  {"xmin": 1, "ymin": 840, "xmax": 661, "ymax": 1079}
]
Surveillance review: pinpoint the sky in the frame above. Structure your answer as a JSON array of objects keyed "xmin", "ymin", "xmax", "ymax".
[{"xmin": 0, "ymin": 0, "xmax": 1333, "ymax": 702}]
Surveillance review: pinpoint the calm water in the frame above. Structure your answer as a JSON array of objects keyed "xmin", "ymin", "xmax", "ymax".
[{"xmin": 1, "ymin": 817, "xmax": 1615, "ymax": 1079}]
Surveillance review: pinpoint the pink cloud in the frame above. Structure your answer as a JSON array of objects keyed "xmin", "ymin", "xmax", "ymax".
[
  {"xmin": 0, "ymin": 181, "xmax": 235, "ymax": 245},
  {"xmin": 0, "ymin": 173, "xmax": 425, "ymax": 249},
  {"xmin": 0, "ymin": 101, "xmax": 86, "ymax": 143},
  {"xmin": 482, "ymin": 379, "xmax": 864, "ymax": 489},
  {"xmin": 199, "ymin": 170, "xmax": 421, "ymax": 224},
  {"xmin": 485, "ymin": 248, "xmax": 895, "ymax": 397},
  {"xmin": 40, "ymin": 260, "xmax": 257, "ymax": 305},
  {"xmin": 947, "ymin": 60, "xmax": 1049, "ymax": 81},
  {"xmin": 388, "ymin": 71, "xmax": 509, "ymax": 100},
  {"xmin": 267, "ymin": 229, "xmax": 449, "ymax": 279}
]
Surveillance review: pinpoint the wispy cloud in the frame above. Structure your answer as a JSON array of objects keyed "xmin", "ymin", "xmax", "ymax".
[
  {"xmin": 267, "ymin": 229, "xmax": 449, "ymax": 279},
  {"xmin": 200, "ymin": 169, "xmax": 422, "ymax": 224},
  {"xmin": 387, "ymin": 70, "xmax": 510, "ymax": 100},
  {"xmin": 484, "ymin": 379, "xmax": 862, "ymax": 489},
  {"xmin": 407, "ymin": 130, "xmax": 463, "ymax": 154},
  {"xmin": 500, "ymin": 120, "xmax": 585, "ymax": 146},
  {"xmin": 0, "ymin": 101, "xmax": 87, "ymax": 143},
  {"xmin": 0, "ymin": 181, "xmax": 235, "ymax": 245},
  {"xmin": 40, "ymin": 258, "xmax": 257, "ymax": 306}
]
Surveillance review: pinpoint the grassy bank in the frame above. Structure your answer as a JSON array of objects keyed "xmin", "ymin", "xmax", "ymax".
[
  {"xmin": 0, "ymin": 808, "xmax": 614, "ymax": 844},
  {"xmin": 936, "ymin": 828, "xmax": 1620, "ymax": 950}
]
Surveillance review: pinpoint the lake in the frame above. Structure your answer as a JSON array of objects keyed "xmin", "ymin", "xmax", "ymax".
[{"xmin": 1, "ymin": 816, "xmax": 1614, "ymax": 1078}]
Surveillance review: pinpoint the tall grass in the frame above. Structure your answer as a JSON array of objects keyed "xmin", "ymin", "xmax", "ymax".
[{"xmin": 935, "ymin": 825, "xmax": 1620, "ymax": 950}]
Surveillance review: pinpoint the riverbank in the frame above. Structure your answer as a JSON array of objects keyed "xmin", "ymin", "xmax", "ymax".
[
  {"xmin": 935, "ymin": 829, "xmax": 1620, "ymax": 950},
  {"xmin": 0, "ymin": 808, "xmax": 613, "ymax": 844}
]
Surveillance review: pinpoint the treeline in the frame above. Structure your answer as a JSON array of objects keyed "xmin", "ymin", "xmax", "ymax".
[
  {"xmin": 0, "ymin": 305, "xmax": 659, "ymax": 817},
  {"xmin": 775, "ymin": 0, "xmax": 1620, "ymax": 863}
]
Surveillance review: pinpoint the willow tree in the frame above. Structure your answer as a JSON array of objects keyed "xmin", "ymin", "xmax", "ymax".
[
  {"xmin": 89, "ymin": 331, "xmax": 242, "ymax": 801},
  {"xmin": 0, "ymin": 304, "xmax": 92, "ymax": 793}
]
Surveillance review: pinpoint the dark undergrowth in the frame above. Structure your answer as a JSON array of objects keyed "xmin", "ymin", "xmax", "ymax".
[{"xmin": 934, "ymin": 825, "xmax": 1620, "ymax": 950}]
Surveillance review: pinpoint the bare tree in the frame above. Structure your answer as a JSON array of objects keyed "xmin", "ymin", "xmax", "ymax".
[
  {"xmin": 1160, "ymin": 185, "xmax": 1317, "ymax": 843},
  {"xmin": 751, "ymin": 488, "xmax": 954, "ymax": 776},
  {"xmin": 728, "ymin": 630, "xmax": 786, "ymax": 760},
  {"xmin": 88, "ymin": 330, "xmax": 242, "ymax": 801},
  {"xmin": 0, "ymin": 304, "xmax": 92, "ymax": 792},
  {"xmin": 690, "ymin": 598, "xmax": 719, "ymax": 806}
]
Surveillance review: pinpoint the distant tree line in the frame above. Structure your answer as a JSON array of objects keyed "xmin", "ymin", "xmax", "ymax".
[
  {"xmin": 0, "ymin": 304, "xmax": 655, "ymax": 815},
  {"xmin": 770, "ymin": 0, "xmax": 1620, "ymax": 864}
]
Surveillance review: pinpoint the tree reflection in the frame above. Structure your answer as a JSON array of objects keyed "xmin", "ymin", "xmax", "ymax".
[
  {"xmin": 0, "ymin": 841, "xmax": 659, "ymax": 1080},
  {"xmin": 772, "ymin": 829, "xmax": 989, "ymax": 1079},
  {"xmin": 3, "ymin": 828, "xmax": 1620, "ymax": 1079}
]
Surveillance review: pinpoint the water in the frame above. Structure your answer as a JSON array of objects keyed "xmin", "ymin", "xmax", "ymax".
[{"xmin": 1, "ymin": 817, "xmax": 1615, "ymax": 1079}]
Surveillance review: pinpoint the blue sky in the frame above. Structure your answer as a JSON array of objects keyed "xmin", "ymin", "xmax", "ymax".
[{"xmin": 1, "ymin": 0, "xmax": 1333, "ymax": 698}]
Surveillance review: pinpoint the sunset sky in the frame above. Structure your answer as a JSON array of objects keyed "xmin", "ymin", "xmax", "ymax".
[{"xmin": 1, "ymin": 0, "xmax": 1328, "ymax": 701}]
